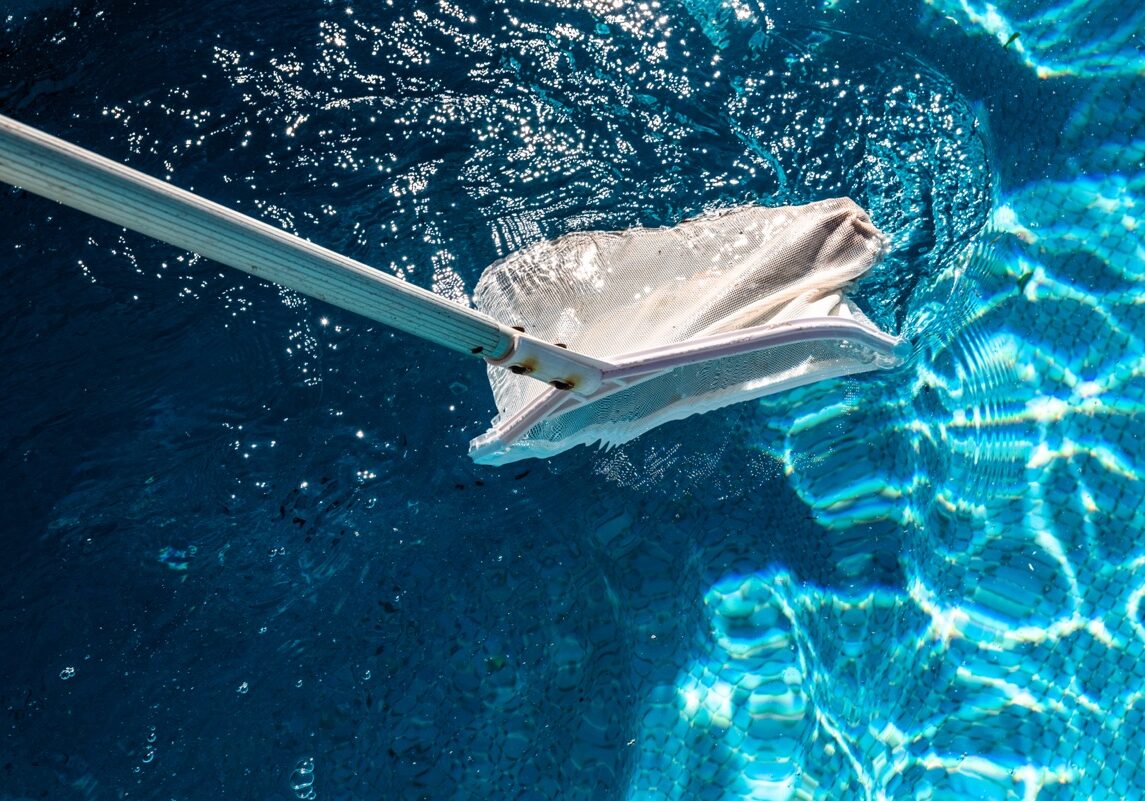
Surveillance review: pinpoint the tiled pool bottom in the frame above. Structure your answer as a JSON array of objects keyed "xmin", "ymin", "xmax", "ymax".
[{"xmin": 3, "ymin": 0, "xmax": 1145, "ymax": 798}]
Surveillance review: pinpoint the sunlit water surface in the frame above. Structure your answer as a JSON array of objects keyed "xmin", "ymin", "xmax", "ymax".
[{"xmin": 1, "ymin": 0, "xmax": 1142, "ymax": 798}]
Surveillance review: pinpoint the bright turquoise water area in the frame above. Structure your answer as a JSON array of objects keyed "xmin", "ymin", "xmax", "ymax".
[{"xmin": 1, "ymin": 0, "xmax": 1142, "ymax": 799}]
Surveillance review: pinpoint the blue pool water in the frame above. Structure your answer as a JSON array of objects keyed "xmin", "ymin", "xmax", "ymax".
[{"xmin": 1, "ymin": 0, "xmax": 1142, "ymax": 798}]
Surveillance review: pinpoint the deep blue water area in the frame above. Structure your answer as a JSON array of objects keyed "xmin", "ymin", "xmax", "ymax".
[{"xmin": 2, "ymin": 0, "xmax": 1143, "ymax": 799}]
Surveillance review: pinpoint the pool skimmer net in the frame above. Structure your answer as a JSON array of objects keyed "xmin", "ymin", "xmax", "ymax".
[{"xmin": 0, "ymin": 114, "xmax": 902, "ymax": 465}]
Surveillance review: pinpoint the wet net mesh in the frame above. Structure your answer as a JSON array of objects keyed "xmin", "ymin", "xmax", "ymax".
[{"xmin": 472, "ymin": 198, "xmax": 898, "ymax": 461}]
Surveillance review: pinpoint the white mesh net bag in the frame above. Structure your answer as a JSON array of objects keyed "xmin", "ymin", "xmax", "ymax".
[{"xmin": 469, "ymin": 197, "xmax": 904, "ymax": 464}]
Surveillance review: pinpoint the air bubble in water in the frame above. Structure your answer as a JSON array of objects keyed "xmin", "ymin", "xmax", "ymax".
[
  {"xmin": 290, "ymin": 757, "xmax": 317, "ymax": 800},
  {"xmin": 59, "ymin": 666, "xmax": 76, "ymax": 680}
]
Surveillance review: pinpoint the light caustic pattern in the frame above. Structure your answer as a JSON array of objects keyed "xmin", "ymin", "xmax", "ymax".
[
  {"xmin": 923, "ymin": 0, "xmax": 1145, "ymax": 79},
  {"xmin": 626, "ymin": 176, "xmax": 1145, "ymax": 795},
  {"xmin": 625, "ymin": 11, "xmax": 1145, "ymax": 801},
  {"xmin": 626, "ymin": 571, "xmax": 1113, "ymax": 801}
]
